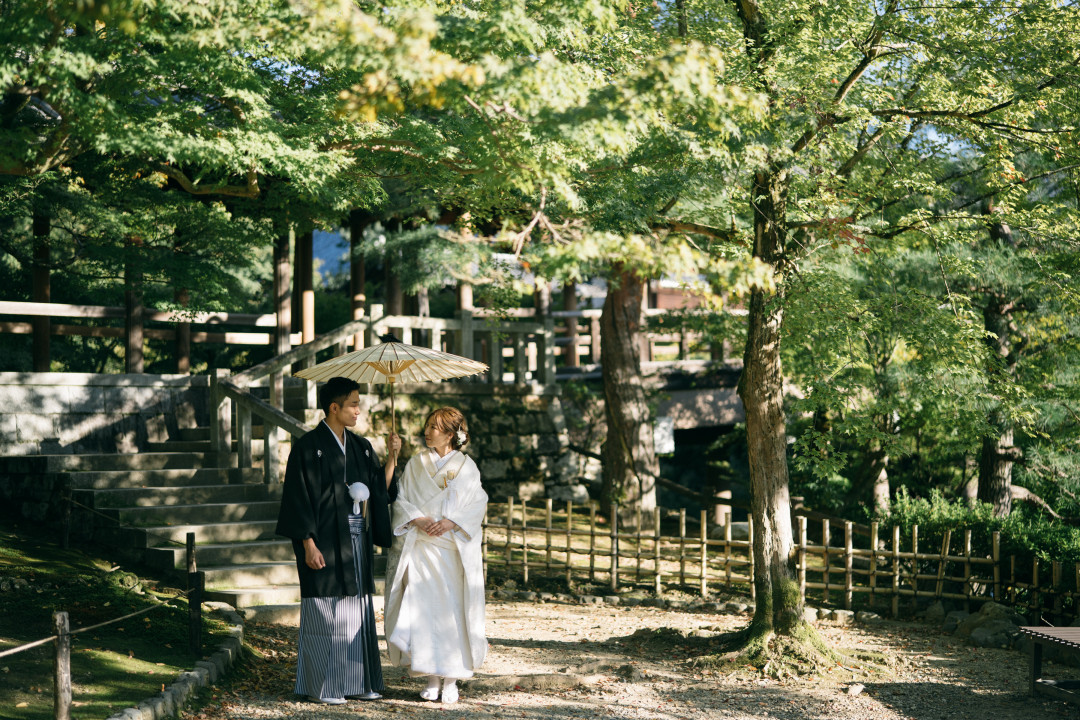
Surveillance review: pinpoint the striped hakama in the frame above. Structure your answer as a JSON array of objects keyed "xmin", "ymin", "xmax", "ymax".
[{"xmin": 294, "ymin": 515, "xmax": 384, "ymax": 698}]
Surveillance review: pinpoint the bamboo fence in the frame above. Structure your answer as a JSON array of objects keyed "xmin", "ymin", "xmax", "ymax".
[{"xmin": 481, "ymin": 500, "xmax": 1080, "ymax": 623}]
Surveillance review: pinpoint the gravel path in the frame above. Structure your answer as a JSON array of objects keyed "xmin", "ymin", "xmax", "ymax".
[{"xmin": 182, "ymin": 600, "xmax": 1080, "ymax": 720}]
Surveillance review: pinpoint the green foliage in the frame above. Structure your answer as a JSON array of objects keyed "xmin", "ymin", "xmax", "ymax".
[{"xmin": 881, "ymin": 488, "xmax": 1080, "ymax": 564}]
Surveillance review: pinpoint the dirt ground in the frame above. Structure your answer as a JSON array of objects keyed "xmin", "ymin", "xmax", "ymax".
[{"xmin": 182, "ymin": 599, "xmax": 1080, "ymax": 720}]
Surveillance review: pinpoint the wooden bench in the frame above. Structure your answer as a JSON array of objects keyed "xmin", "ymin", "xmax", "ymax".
[{"xmin": 1020, "ymin": 626, "xmax": 1080, "ymax": 703}]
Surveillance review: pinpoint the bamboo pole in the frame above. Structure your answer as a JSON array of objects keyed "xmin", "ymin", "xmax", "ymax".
[
  {"xmin": 823, "ymin": 519, "xmax": 831, "ymax": 605},
  {"xmin": 725, "ymin": 519, "xmax": 733, "ymax": 587},
  {"xmin": 610, "ymin": 506, "xmax": 619, "ymax": 592},
  {"xmin": 635, "ymin": 505, "xmax": 643, "ymax": 582},
  {"xmin": 844, "ymin": 521, "xmax": 854, "ymax": 610},
  {"xmin": 588, "ymin": 504, "xmax": 597, "ymax": 583},
  {"xmin": 522, "ymin": 500, "xmax": 529, "ymax": 584},
  {"xmin": 1009, "ymin": 555, "xmax": 1016, "ymax": 605},
  {"xmin": 935, "ymin": 530, "xmax": 951, "ymax": 600},
  {"xmin": 892, "ymin": 525, "xmax": 900, "ymax": 619},
  {"xmin": 700, "ymin": 509, "xmax": 708, "ymax": 597},
  {"xmin": 1032, "ymin": 558, "xmax": 1040, "ymax": 618},
  {"xmin": 992, "ymin": 532, "xmax": 1001, "ymax": 603},
  {"xmin": 653, "ymin": 508, "xmax": 662, "ymax": 595},
  {"xmin": 963, "ymin": 530, "xmax": 972, "ymax": 610},
  {"xmin": 678, "ymin": 508, "xmax": 687, "ymax": 587},
  {"xmin": 798, "ymin": 516, "xmax": 807, "ymax": 602},
  {"xmin": 747, "ymin": 518, "xmax": 755, "ymax": 602},
  {"xmin": 911, "ymin": 524, "xmax": 919, "ymax": 610},
  {"xmin": 1053, "ymin": 561, "xmax": 1063, "ymax": 625},
  {"xmin": 545, "ymin": 499, "xmax": 553, "ymax": 572},
  {"xmin": 565, "ymin": 501, "xmax": 573, "ymax": 587},
  {"xmin": 506, "ymin": 498, "xmax": 514, "ymax": 569},
  {"xmin": 869, "ymin": 521, "xmax": 879, "ymax": 610}
]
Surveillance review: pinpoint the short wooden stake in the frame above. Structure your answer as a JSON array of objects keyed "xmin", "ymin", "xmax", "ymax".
[{"xmin": 54, "ymin": 611, "xmax": 71, "ymax": 720}]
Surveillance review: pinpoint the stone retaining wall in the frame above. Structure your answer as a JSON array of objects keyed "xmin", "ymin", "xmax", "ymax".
[{"xmin": 0, "ymin": 372, "xmax": 208, "ymax": 456}]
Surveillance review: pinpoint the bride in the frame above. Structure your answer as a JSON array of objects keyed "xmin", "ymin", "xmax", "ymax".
[{"xmin": 384, "ymin": 407, "xmax": 488, "ymax": 704}]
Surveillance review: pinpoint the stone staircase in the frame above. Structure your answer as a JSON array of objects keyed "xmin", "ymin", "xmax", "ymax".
[{"xmin": 60, "ymin": 389, "xmax": 337, "ymax": 625}]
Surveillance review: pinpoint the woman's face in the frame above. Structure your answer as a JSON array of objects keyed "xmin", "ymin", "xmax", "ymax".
[{"xmin": 424, "ymin": 418, "xmax": 453, "ymax": 451}]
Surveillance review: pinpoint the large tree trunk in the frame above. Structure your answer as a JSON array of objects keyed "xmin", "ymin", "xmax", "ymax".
[
  {"xmin": 977, "ymin": 213, "xmax": 1021, "ymax": 517},
  {"xmin": 737, "ymin": 167, "xmax": 803, "ymax": 636},
  {"xmin": 599, "ymin": 265, "xmax": 658, "ymax": 526}
]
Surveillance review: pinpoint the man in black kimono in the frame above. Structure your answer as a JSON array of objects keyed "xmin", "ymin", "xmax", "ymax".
[{"xmin": 275, "ymin": 376, "xmax": 401, "ymax": 704}]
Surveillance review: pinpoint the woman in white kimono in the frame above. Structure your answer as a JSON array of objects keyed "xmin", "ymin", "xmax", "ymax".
[{"xmin": 384, "ymin": 407, "xmax": 488, "ymax": 704}]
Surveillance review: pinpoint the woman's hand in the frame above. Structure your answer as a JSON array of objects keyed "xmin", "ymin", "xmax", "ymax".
[{"xmin": 424, "ymin": 519, "xmax": 457, "ymax": 537}]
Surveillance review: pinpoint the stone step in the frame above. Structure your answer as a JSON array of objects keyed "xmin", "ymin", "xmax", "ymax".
[
  {"xmin": 146, "ymin": 439, "xmax": 271, "ymax": 454},
  {"xmin": 0, "ymin": 452, "xmax": 214, "ymax": 473},
  {"xmin": 139, "ymin": 520, "xmax": 281, "ymax": 547},
  {"xmin": 74, "ymin": 483, "xmax": 282, "ymax": 508},
  {"xmin": 66, "ymin": 467, "xmax": 261, "ymax": 490},
  {"xmin": 209, "ymin": 580, "xmax": 387, "ymax": 624},
  {"xmin": 177, "ymin": 426, "xmax": 271, "ymax": 442},
  {"xmin": 201, "ymin": 562, "xmax": 299, "ymax": 589},
  {"xmin": 104, "ymin": 500, "xmax": 280, "ymax": 526},
  {"xmin": 145, "ymin": 539, "xmax": 295, "ymax": 570}
]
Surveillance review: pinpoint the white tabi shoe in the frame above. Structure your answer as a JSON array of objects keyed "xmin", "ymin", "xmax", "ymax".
[
  {"xmin": 309, "ymin": 696, "xmax": 346, "ymax": 705},
  {"xmin": 441, "ymin": 680, "xmax": 459, "ymax": 704}
]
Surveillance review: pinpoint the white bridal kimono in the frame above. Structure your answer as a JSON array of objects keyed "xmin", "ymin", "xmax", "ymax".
[{"xmin": 385, "ymin": 450, "xmax": 488, "ymax": 679}]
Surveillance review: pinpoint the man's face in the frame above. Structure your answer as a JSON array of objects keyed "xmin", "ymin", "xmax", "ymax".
[{"xmin": 330, "ymin": 390, "xmax": 362, "ymax": 428}]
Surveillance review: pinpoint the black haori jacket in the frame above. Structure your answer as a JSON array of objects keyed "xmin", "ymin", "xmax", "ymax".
[{"xmin": 275, "ymin": 423, "xmax": 397, "ymax": 598}]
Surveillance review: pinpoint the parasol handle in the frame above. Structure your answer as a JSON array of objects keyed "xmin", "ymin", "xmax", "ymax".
[{"xmin": 389, "ymin": 377, "xmax": 396, "ymax": 436}]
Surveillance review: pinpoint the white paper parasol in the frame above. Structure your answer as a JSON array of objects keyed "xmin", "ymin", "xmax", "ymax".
[{"xmin": 293, "ymin": 334, "xmax": 488, "ymax": 432}]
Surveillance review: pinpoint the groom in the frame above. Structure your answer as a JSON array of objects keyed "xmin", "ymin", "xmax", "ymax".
[{"xmin": 275, "ymin": 376, "xmax": 401, "ymax": 704}]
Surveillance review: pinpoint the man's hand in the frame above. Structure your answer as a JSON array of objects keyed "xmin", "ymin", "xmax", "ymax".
[
  {"xmin": 303, "ymin": 538, "xmax": 326, "ymax": 570},
  {"xmin": 387, "ymin": 433, "xmax": 402, "ymax": 459}
]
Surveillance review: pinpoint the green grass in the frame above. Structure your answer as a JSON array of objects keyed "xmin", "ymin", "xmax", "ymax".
[{"xmin": 0, "ymin": 519, "xmax": 232, "ymax": 720}]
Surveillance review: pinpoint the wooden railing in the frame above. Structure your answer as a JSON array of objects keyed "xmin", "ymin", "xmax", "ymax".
[
  {"xmin": 483, "ymin": 500, "xmax": 1078, "ymax": 623},
  {"xmin": 0, "ymin": 299, "xmax": 736, "ymax": 375},
  {"xmin": 210, "ymin": 307, "xmax": 560, "ymax": 482}
]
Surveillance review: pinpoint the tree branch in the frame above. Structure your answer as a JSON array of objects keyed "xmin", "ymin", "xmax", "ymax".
[{"xmin": 159, "ymin": 164, "xmax": 260, "ymax": 199}]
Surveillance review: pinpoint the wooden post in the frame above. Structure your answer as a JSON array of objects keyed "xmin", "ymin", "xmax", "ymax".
[
  {"xmin": 545, "ymin": 499, "xmax": 553, "ymax": 572},
  {"xmin": 797, "ymin": 516, "xmax": 807, "ymax": 602},
  {"xmin": 725, "ymin": 519, "xmax": 733, "ymax": 587},
  {"xmin": 935, "ymin": 530, "xmax": 951, "ymax": 601},
  {"xmin": 32, "ymin": 213, "xmax": 51, "ymax": 372},
  {"xmin": 635, "ymin": 505, "xmax": 643, "ymax": 582},
  {"xmin": 891, "ymin": 525, "xmax": 900, "ymax": 619},
  {"xmin": 589, "ymin": 316, "xmax": 601, "ymax": 363},
  {"xmin": 488, "ymin": 330, "xmax": 504, "ymax": 384},
  {"xmin": 844, "ymin": 521, "xmax": 854, "ymax": 610},
  {"xmin": 522, "ymin": 501, "xmax": 529, "ymax": 584},
  {"xmin": 460, "ymin": 308, "xmax": 475, "ymax": 363},
  {"xmin": 349, "ymin": 210, "xmax": 370, "ymax": 351},
  {"xmin": 747, "ymin": 517, "xmax": 755, "ymax": 602},
  {"xmin": 505, "ymin": 498, "xmax": 514, "ymax": 569},
  {"xmin": 1010, "ymin": 555, "xmax": 1017, "ymax": 605},
  {"xmin": 588, "ymin": 504, "xmax": 597, "ymax": 583},
  {"xmin": 565, "ymin": 501, "xmax": 573, "ymax": 587},
  {"xmin": 822, "ymin": 519, "xmax": 831, "ymax": 605},
  {"xmin": 699, "ymin": 509, "xmax": 708, "ymax": 597},
  {"xmin": 175, "ymin": 287, "xmax": 191, "ymax": 375},
  {"xmin": 610, "ymin": 505, "xmax": 619, "ymax": 592},
  {"xmin": 512, "ymin": 332, "xmax": 526, "ymax": 384},
  {"xmin": 963, "ymin": 530, "xmax": 973, "ymax": 610},
  {"xmin": 539, "ymin": 315, "xmax": 557, "ymax": 385},
  {"xmin": 54, "ymin": 611, "xmax": 71, "ymax": 720},
  {"xmin": 237, "ymin": 403, "xmax": 252, "ymax": 470},
  {"xmin": 563, "ymin": 282, "xmax": 579, "ymax": 368},
  {"xmin": 124, "ymin": 238, "xmax": 144, "ymax": 373},
  {"xmin": 992, "ymin": 531, "xmax": 1001, "ymax": 603},
  {"xmin": 186, "ymin": 532, "xmax": 197, "ymax": 574},
  {"xmin": 678, "ymin": 508, "xmax": 687, "ymax": 587},
  {"xmin": 869, "ymin": 521, "xmax": 879, "ymax": 610},
  {"xmin": 911, "ymin": 524, "xmax": 919, "ymax": 610},
  {"xmin": 209, "ymin": 369, "xmax": 232, "ymax": 469},
  {"xmin": 653, "ymin": 507, "xmax": 662, "ymax": 595}
]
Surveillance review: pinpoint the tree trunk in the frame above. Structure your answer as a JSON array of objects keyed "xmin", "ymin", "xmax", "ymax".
[
  {"xmin": 124, "ymin": 238, "xmax": 144, "ymax": 374},
  {"xmin": 599, "ymin": 265, "xmax": 658, "ymax": 526},
  {"xmin": 349, "ymin": 209, "xmax": 370, "ymax": 350},
  {"xmin": 978, "ymin": 414, "xmax": 1015, "ymax": 517},
  {"xmin": 737, "ymin": 167, "xmax": 803, "ymax": 636}
]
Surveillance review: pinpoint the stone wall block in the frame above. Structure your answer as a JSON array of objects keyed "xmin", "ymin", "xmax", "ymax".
[
  {"xmin": 15, "ymin": 413, "xmax": 58, "ymax": 443},
  {"xmin": 64, "ymin": 385, "xmax": 106, "ymax": 413}
]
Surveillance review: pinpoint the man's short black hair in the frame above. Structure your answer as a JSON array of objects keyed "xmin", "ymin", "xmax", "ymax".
[{"xmin": 319, "ymin": 377, "xmax": 361, "ymax": 415}]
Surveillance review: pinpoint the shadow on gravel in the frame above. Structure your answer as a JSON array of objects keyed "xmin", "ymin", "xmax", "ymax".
[{"xmin": 865, "ymin": 681, "xmax": 1075, "ymax": 720}]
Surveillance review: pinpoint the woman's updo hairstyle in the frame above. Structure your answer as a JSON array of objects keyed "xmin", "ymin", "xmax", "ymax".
[{"xmin": 426, "ymin": 407, "xmax": 470, "ymax": 450}]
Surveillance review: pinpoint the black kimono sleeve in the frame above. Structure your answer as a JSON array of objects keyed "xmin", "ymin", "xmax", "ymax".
[{"xmin": 275, "ymin": 432, "xmax": 319, "ymax": 541}]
